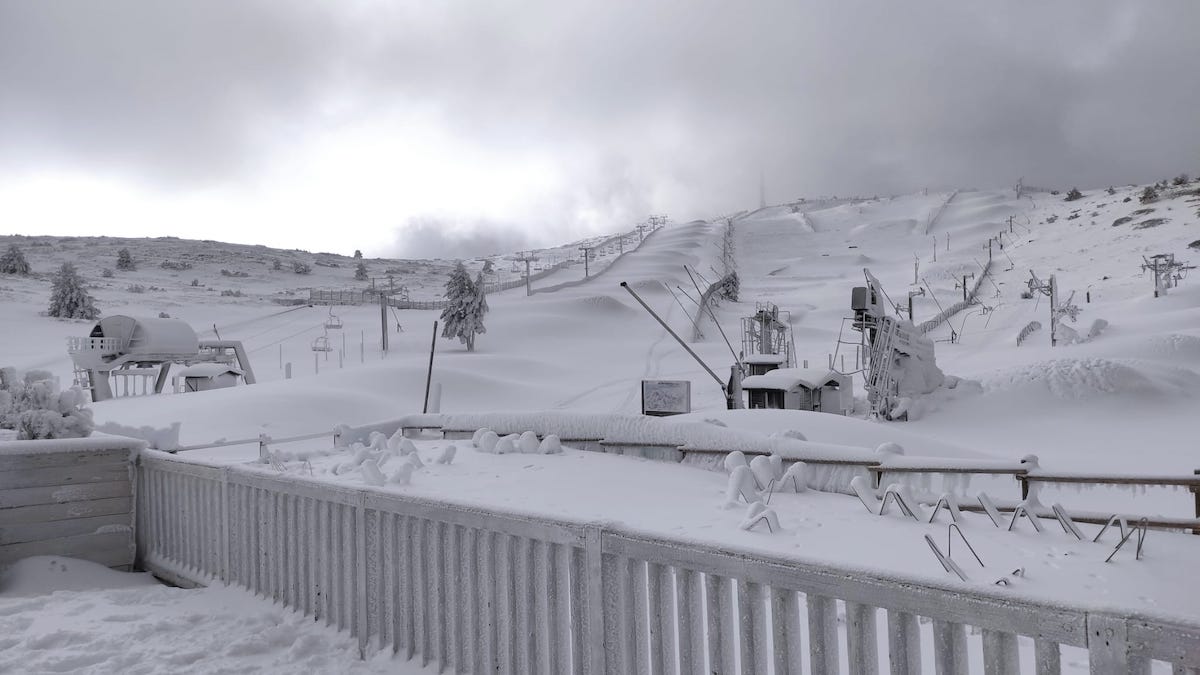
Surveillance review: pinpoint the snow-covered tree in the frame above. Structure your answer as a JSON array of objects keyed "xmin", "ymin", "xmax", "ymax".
[
  {"xmin": 47, "ymin": 263, "xmax": 100, "ymax": 320},
  {"xmin": 353, "ymin": 249, "xmax": 363, "ymax": 259},
  {"xmin": 116, "ymin": 247, "xmax": 136, "ymax": 270},
  {"xmin": 355, "ymin": 261, "xmax": 368, "ymax": 281},
  {"xmin": 1064, "ymin": 188, "xmax": 1083, "ymax": 202},
  {"xmin": 1140, "ymin": 185, "xmax": 1159, "ymax": 203},
  {"xmin": 439, "ymin": 262, "xmax": 488, "ymax": 351},
  {"xmin": 0, "ymin": 244, "xmax": 31, "ymax": 275}
]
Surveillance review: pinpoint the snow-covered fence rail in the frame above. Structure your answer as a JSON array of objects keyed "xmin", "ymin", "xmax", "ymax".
[
  {"xmin": 921, "ymin": 189, "xmax": 959, "ymax": 235},
  {"xmin": 1, "ymin": 435, "xmax": 144, "ymax": 569},
  {"xmin": 135, "ymin": 450, "xmax": 1200, "ymax": 673},
  {"xmin": 917, "ymin": 259, "xmax": 994, "ymax": 335}
]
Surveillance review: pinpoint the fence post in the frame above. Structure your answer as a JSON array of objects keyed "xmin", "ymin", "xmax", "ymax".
[
  {"xmin": 220, "ymin": 467, "xmax": 231, "ymax": 583},
  {"xmin": 356, "ymin": 492, "xmax": 369, "ymax": 657},
  {"xmin": 584, "ymin": 526, "xmax": 606, "ymax": 674},
  {"xmin": 1086, "ymin": 614, "xmax": 1149, "ymax": 674}
]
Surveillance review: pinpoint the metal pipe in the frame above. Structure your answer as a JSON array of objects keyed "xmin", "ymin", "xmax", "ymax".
[
  {"xmin": 423, "ymin": 320, "xmax": 438, "ymax": 413},
  {"xmin": 619, "ymin": 282, "xmax": 725, "ymax": 390}
]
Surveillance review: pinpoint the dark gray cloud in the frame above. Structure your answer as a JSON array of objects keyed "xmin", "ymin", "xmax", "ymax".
[
  {"xmin": 2, "ymin": 1, "xmax": 1199, "ymax": 254},
  {"xmin": 393, "ymin": 216, "xmax": 536, "ymax": 260}
]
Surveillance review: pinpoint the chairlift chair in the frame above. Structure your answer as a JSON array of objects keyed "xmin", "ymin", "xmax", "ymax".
[
  {"xmin": 324, "ymin": 308, "xmax": 343, "ymax": 330},
  {"xmin": 311, "ymin": 335, "xmax": 333, "ymax": 352}
]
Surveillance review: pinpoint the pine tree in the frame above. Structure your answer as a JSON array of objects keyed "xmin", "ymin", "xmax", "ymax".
[
  {"xmin": 116, "ymin": 247, "xmax": 136, "ymax": 270},
  {"xmin": 439, "ymin": 262, "xmax": 487, "ymax": 351},
  {"xmin": 353, "ymin": 249, "xmax": 363, "ymax": 259},
  {"xmin": 0, "ymin": 244, "xmax": 31, "ymax": 275},
  {"xmin": 355, "ymin": 261, "xmax": 368, "ymax": 281},
  {"xmin": 47, "ymin": 263, "xmax": 99, "ymax": 320}
]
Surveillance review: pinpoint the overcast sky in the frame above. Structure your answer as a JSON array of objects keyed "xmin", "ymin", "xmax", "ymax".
[{"xmin": 2, "ymin": 1, "xmax": 1198, "ymax": 258}]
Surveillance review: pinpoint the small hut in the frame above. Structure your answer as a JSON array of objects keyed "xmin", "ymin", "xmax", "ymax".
[
  {"xmin": 175, "ymin": 363, "xmax": 244, "ymax": 393},
  {"xmin": 740, "ymin": 367, "xmax": 853, "ymax": 414}
]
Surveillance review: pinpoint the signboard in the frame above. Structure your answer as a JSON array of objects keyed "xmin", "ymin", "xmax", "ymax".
[{"xmin": 641, "ymin": 380, "xmax": 692, "ymax": 416}]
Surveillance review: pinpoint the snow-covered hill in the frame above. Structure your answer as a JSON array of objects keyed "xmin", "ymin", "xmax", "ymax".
[{"xmin": 3, "ymin": 180, "xmax": 1199, "ymax": 481}]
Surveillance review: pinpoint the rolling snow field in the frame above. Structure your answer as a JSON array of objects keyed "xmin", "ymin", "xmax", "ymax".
[{"xmin": 3, "ymin": 182, "xmax": 1200, "ymax": 671}]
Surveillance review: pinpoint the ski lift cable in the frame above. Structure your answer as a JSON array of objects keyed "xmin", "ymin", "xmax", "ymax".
[
  {"xmin": 248, "ymin": 322, "xmax": 329, "ymax": 353},
  {"xmin": 201, "ymin": 303, "xmax": 314, "ymax": 337}
]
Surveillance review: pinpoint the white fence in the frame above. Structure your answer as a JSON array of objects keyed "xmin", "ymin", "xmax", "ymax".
[{"xmin": 134, "ymin": 451, "xmax": 1200, "ymax": 674}]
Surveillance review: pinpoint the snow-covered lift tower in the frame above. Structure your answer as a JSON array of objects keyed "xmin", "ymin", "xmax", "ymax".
[
  {"xmin": 740, "ymin": 302, "xmax": 796, "ymax": 375},
  {"xmin": 68, "ymin": 315, "xmax": 255, "ymax": 402},
  {"xmin": 851, "ymin": 269, "xmax": 942, "ymax": 419}
]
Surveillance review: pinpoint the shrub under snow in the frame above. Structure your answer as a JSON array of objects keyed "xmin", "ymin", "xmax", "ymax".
[{"xmin": 0, "ymin": 368, "xmax": 94, "ymax": 439}]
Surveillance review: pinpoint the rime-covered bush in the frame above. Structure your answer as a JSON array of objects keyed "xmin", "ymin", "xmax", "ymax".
[
  {"xmin": 220, "ymin": 289, "xmax": 243, "ymax": 297},
  {"xmin": 101, "ymin": 268, "xmax": 114, "ymax": 278},
  {"xmin": 160, "ymin": 259, "xmax": 192, "ymax": 270},
  {"xmin": 0, "ymin": 367, "xmax": 94, "ymax": 439},
  {"xmin": 116, "ymin": 248, "xmax": 136, "ymax": 270},
  {"xmin": 47, "ymin": 262, "xmax": 99, "ymax": 320},
  {"xmin": 1140, "ymin": 185, "xmax": 1159, "ymax": 203},
  {"xmin": 126, "ymin": 283, "xmax": 145, "ymax": 293},
  {"xmin": 292, "ymin": 261, "xmax": 311, "ymax": 275},
  {"xmin": 1064, "ymin": 188, "xmax": 1083, "ymax": 201},
  {"xmin": 220, "ymin": 268, "xmax": 249, "ymax": 277},
  {"xmin": 354, "ymin": 261, "xmax": 368, "ymax": 281},
  {"xmin": 272, "ymin": 259, "xmax": 283, "ymax": 271},
  {"xmin": 0, "ymin": 244, "xmax": 31, "ymax": 275},
  {"xmin": 1173, "ymin": 174, "xmax": 1190, "ymax": 186},
  {"xmin": 353, "ymin": 249, "xmax": 363, "ymax": 259}
]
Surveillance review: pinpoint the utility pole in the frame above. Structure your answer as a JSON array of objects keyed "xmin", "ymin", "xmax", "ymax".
[
  {"xmin": 913, "ymin": 254, "xmax": 919, "ymax": 284},
  {"xmin": 1008, "ymin": 215, "xmax": 1014, "ymax": 233},
  {"xmin": 579, "ymin": 247, "xmax": 592, "ymax": 277},
  {"xmin": 961, "ymin": 273, "xmax": 974, "ymax": 302},
  {"xmin": 932, "ymin": 236, "xmax": 937, "ymax": 262},
  {"xmin": 379, "ymin": 293, "xmax": 388, "ymax": 353}
]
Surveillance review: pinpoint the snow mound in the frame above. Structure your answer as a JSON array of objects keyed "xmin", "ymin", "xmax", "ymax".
[
  {"xmin": 0, "ymin": 556, "xmax": 159, "ymax": 597},
  {"xmin": 572, "ymin": 295, "xmax": 639, "ymax": 315},
  {"xmin": 982, "ymin": 358, "xmax": 1200, "ymax": 399}
]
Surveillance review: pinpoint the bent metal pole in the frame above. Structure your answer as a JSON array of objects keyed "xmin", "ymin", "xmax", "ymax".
[{"xmin": 619, "ymin": 281, "xmax": 726, "ymax": 391}]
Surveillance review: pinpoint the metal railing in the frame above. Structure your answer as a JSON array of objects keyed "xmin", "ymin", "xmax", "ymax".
[
  {"xmin": 134, "ymin": 451, "xmax": 1200, "ymax": 673},
  {"xmin": 66, "ymin": 336, "xmax": 123, "ymax": 354}
]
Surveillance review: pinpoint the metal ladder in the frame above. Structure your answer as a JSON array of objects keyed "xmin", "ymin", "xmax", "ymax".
[{"xmin": 867, "ymin": 317, "xmax": 899, "ymax": 417}]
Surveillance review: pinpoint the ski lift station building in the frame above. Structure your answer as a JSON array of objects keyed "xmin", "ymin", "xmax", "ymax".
[
  {"xmin": 741, "ymin": 367, "xmax": 853, "ymax": 414},
  {"xmin": 68, "ymin": 315, "xmax": 255, "ymax": 402},
  {"xmin": 174, "ymin": 363, "xmax": 244, "ymax": 393}
]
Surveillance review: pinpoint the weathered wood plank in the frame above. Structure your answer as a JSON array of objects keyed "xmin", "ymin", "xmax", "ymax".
[
  {"xmin": 603, "ymin": 554, "xmax": 633, "ymax": 675},
  {"xmin": 0, "ymin": 446, "xmax": 132, "ymax": 471},
  {"xmin": 0, "ymin": 495, "xmax": 131, "ymax": 524},
  {"xmin": 981, "ymin": 629, "xmax": 1019, "ymax": 675},
  {"xmin": 808, "ymin": 594, "xmax": 840, "ymax": 675},
  {"xmin": 706, "ymin": 574, "xmax": 735, "ymax": 675},
  {"xmin": 0, "ymin": 530, "xmax": 132, "ymax": 564},
  {"xmin": 0, "ymin": 512, "xmax": 129, "ymax": 545},
  {"xmin": 1034, "ymin": 639, "xmax": 1061, "ymax": 674},
  {"xmin": 738, "ymin": 579, "xmax": 763, "ymax": 675},
  {"xmin": 887, "ymin": 609, "xmax": 921, "ymax": 675},
  {"xmin": 932, "ymin": 620, "xmax": 968, "ymax": 675},
  {"xmin": 0, "ymin": 462, "xmax": 129, "ymax": 490},
  {"xmin": 845, "ymin": 601, "xmax": 879, "ymax": 674}
]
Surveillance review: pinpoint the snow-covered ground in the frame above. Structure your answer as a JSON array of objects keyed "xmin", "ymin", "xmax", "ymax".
[
  {"xmin": 0, "ymin": 556, "xmax": 435, "ymax": 674},
  {"xmin": 4, "ymin": 180, "xmax": 1200, "ymax": 667}
]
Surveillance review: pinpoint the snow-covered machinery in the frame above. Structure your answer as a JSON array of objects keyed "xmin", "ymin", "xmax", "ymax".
[
  {"xmin": 1141, "ymin": 253, "xmax": 1194, "ymax": 298},
  {"xmin": 850, "ymin": 269, "xmax": 943, "ymax": 419},
  {"xmin": 741, "ymin": 302, "xmax": 796, "ymax": 375},
  {"xmin": 68, "ymin": 315, "xmax": 255, "ymax": 402}
]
